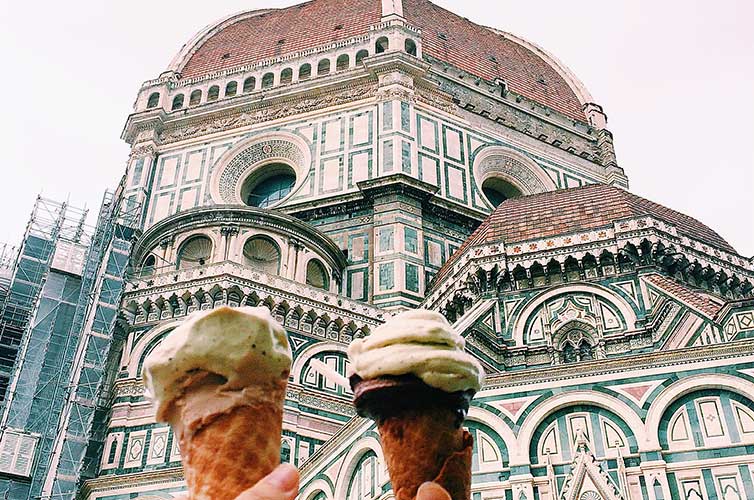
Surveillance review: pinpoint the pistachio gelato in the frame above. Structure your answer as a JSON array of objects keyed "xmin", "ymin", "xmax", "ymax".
[
  {"xmin": 143, "ymin": 305, "xmax": 291, "ymax": 421},
  {"xmin": 348, "ymin": 309, "xmax": 484, "ymax": 393}
]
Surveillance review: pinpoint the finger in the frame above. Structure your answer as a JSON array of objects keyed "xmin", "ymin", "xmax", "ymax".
[
  {"xmin": 416, "ymin": 482, "xmax": 452, "ymax": 500},
  {"xmin": 236, "ymin": 464, "xmax": 300, "ymax": 500}
]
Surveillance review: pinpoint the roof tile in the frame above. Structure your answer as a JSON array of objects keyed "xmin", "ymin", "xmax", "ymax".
[
  {"xmin": 431, "ymin": 184, "xmax": 736, "ymax": 290},
  {"xmin": 177, "ymin": 0, "xmax": 586, "ymax": 120}
]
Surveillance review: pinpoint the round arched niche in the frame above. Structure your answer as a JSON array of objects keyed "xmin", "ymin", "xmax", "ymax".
[
  {"xmin": 210, "ymin": 131, "xmax": 312, "ymax": 206},
  {"xmin": 472, "ymin": 146, "xmax": 556, "ymax": 207}
]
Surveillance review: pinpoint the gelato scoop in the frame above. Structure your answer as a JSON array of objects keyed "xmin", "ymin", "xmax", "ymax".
[
  {"xmin": 143, "ymin": 305, "xmax": 291, "ymax": 421},
  {"xmin": 142, "ymin": 306, "xmax": 291, "ymax": 500},
  {"xmin": 348, "ymin": 308, "xmax": 484, "ymax": 393}
]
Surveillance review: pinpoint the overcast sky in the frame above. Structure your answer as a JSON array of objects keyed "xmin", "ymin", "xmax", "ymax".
[{"xmin": 0, "ymin": 1, "xmax": 752, "ymax": 256}]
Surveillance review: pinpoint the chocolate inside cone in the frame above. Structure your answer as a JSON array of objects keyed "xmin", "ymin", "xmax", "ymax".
[
  {"xmin": 350, "ymin": 374, "xmax": 474, "ymax": 427},
  {"xmin": 351, "ymin": 374, "xmax": 475, "ymax": 500}
]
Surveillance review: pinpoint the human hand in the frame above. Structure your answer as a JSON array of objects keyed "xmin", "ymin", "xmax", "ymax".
[
  {"xmin": 235, "ymin": 464, "xmax": 299, "ymax": 500},
  {"xmin": 172, "ymin": 464, "xmax": 299, "ymax": 500},
  {"xmin": 417, "ymin": 481, "xmax": 452, "ymax": 500},
  {"xmin": 173, "ymin": 465, "xmax": 450, "ymax": 500}
]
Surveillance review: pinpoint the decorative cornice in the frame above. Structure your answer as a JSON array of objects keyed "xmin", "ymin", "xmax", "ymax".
[
  {"xmin": 79, "ymin": 467, "xmax": 184, "ymax": 499},
  {"xmin": 122, "ymin": 262, "xmax": 383, "ymax": 330},
  {"xmin": 131, "ymin": 205, "xmax": 347, "ymax": 273},
  {"xmin": 483, "ymin": 338, "xmax": 754, "ymax": 390}
]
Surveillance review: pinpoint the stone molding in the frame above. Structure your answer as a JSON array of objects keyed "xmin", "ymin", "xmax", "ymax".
[
  {"xmin": 131, "ymin": 205, "xmax": 346, "ymax": 273},
  {"xmin": 207, "ymin": 131, "xmax": 312, "ymax": 205},
  {"xmin": 425, "ymin": 214, "xmax": 754, "ymax": 311}
]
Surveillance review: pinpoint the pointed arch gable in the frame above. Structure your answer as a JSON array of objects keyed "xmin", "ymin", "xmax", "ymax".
[{"xmin": 512, "ymin": 284, "xmax": 638, "ymax": 346}]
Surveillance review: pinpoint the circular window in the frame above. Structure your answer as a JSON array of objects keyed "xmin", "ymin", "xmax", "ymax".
[
  {"xmin": 306, "ymin": 259, "xmax": 329, "ymax": 290},
  {"xmin": 241, "ymin": 163, "xmax": 296, "ymax": 208},
  {"xmin": 177, "ymin": 236, "xmax": 212, "ymax": 269},
  {"xmin": 481, "ymin": 177, "xmax": 522, "ymax": 207},
  {"xmin": 243, "ymin": 237, "xmax": 281, "ymax": 274}
]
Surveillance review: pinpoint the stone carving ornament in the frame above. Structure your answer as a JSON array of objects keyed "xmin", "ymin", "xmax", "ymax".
[
  {"xmin": 473, "ymin": 146, "xmax": 556, "ymax": 197},
  {"xmin": 209, "ymin": 131, "xmax": 312, "ymax": 205}
]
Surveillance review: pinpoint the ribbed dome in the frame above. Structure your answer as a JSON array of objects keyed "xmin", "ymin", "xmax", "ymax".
[
  {"xmin": 431, "ymin": 183, "xmax": 736, "ymax": 289},
  {"xmin": 172, "ymin": 0, "xmax": 589, "ymax": 121}
]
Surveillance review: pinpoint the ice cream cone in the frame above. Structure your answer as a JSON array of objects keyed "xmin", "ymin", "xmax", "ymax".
[
  {"xmin": 378, "ymin": 408, "xmax": 473, "ymax": 500},
  {"xmin": 348, "ymin": 310, "xmax": 484, "ymax": 500},
  {"xmin": 351, "ymin": 375, "xmax": 474, "ymax": 500},
  {"xmin": 143, "ymin": 307, "xmax": 292, "ymax": 500},
  {"xmin": 166, "ymin": 372, "xmax": 286, "ymax": 500}
]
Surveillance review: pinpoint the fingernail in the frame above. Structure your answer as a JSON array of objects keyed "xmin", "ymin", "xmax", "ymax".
[
  {"xmin": 266, "ymin": 463, "xmax": 299, "ymax": 491},
  {"xmin": 417, "ymin": 482, "xmax": 451, "ymax": 500}
]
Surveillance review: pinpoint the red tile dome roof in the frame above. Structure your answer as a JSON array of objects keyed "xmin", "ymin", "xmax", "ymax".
[
  {"xmin": 430, "ymin": 183, "xmax": 736, "ymax": 290},
  {"xmin": 171, "ymin": 0, "xmax": 590, "ymax": 121}
]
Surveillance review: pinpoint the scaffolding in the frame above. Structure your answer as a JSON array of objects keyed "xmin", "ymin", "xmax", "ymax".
[{"xmin": 0, "ymin": 188, "xmax": 140, "ymax": 499}]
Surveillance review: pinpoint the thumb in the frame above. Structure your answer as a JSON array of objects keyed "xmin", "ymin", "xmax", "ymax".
[
  {"xmin": 417, "ymin": 482, "xmax": 452, "ymax": 500},
  {"xmin": 236, "ymin": 464, "xmax": 300, "ymax": 500}
]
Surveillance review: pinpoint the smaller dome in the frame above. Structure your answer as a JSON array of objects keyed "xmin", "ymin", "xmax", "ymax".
[{"xmin": 430, "ymin": 184, "xmax": 736, "ymax": 290}]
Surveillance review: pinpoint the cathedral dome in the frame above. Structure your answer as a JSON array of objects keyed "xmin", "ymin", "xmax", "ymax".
[
  {"xmin": 429, "ymin": 183, "xmax": 737, "ymax": 291},
  {"xmin": 168, "ymin": 0, "xmax": 591, "ymax": 121}
]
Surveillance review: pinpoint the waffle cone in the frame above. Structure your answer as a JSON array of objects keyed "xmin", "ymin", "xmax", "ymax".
[
  {"xmin": 167, "ymin": 372, "xmax": 286, "ymax": 500},
  {"xmin": 177, "ymin": 403, "xmax": 282, "ymax": 500},
  {"xmin": 377, "ymin": 408, "xmax": 473, "ymax": 500}
]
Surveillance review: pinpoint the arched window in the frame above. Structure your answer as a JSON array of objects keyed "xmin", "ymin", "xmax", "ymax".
[
  {"xmin": 189, "ymin": 89, "xmax": 202, "ymax": 106},
  {"xmin": 241, "ymin": 163, "xmax": 297, "ymax": 208},
  {"xmin": 171, "ymin": 94, "xmax": 185, "ymax": 110},
  {"xmin": 317, "ymin": 59, "xmax": 330, "ymax": 76},
  {"xmin": 280, "ymin": 440, "xmax": 291, "ymax": 464},
  {"xmin": 546, "ymin": 259, "xmax": 562, "ymax": 284},
  {"xmin": 302, "ymin": 351, "xmax": 350, "ymax": 395},
  {"xmin": 563, "ymin": 342, "xmax": 577, "ymax": 363},
  {"xmin": 560, "ymin": 333, "xmax": 595, "ymax": 364},
  {"xmin": 375, "ymin": 37, "xmax": 389, "ymax": 54},
  {"xmin": 280, "ymin": 68, "xmax": 293, "ymax": 84},
  {"xmin": 262, "ymin": 72, "xmax": 275, "ymax": 89},
  {"xmin": 599, "ymin": 251, "xmax": 616, "ymax": 275},
  {"xmin": 207, "ymin": 85, "xmax": 220, "ymax": 102},
  {"xmin": 298, "ymin": 63, "xmax": 312, "ymax": 80},
  {"xmin": 582, "ymin": 254, "xmax": 598, "ymax": 278},
  {"xmin": 306, "ymin": 259, "xmax": 329, "ymax": 290},
  {"xmin": 405, "ymin": 38, "xmax": 417, "ymax": 56},
  {"xmin": 347, "ymin": 452, "xmax": 379, "ymax": 500},
  {"xmin": 481, "ymin": 177, "xmax": 521, "ymax": 207},
  {"xmin": 564, "ymin": 257, "xmax": 581, "ymax": 281},
  {"xmin": 336, "ymin": 54, "xmax": 349, "ymax": 71},
  {"xmin": 225, "ymin": 81, "xmax": 238, "ymax": 97},
  {"xmin": 243, "ymin": 76, "xmax": 256, "ymax": 93},
  {"xmin": 147, "ymin": 92, "xmax": 160, "ymax": 108},
  {"xmin": 177, "ymin": 236, "xmax": 212, "ymax": 269},
  {"xmin": 578, "ymin": 340, "xmax": 594, "ymax": 360},
  {"xmin": 513, "ymin": 265, "xmax": 528, "ymax": 289},
  {"xmin": 243, "ymin": 237, "xmax": 281, "ymax": 274},
  {"xmin": 530, "ymin": 262, "xmax": 546, "ymax": 287},
  {"xmin": 355, "ymin": 49, "xmax": 369, "ymax": 65},
  {"xmin": 141, "ymin": 254, "xmax": 156, "ymax": 277}
]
